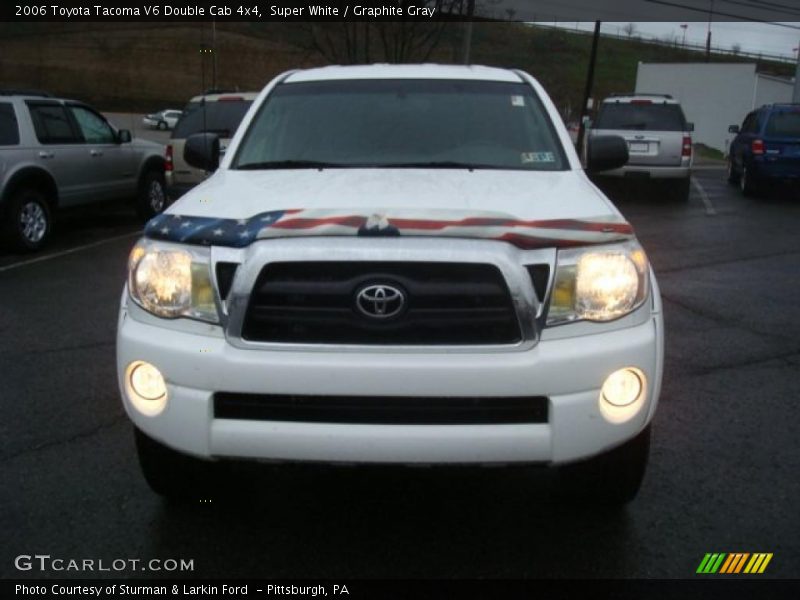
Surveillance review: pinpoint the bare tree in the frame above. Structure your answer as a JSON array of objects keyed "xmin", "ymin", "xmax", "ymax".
[
  {"xmin": 732, "ymin": 43, "xmax": 741, "ymax": 55},
  {"xmin": 622, "ymin": 23, "xmax": 636, "ymax": 38},
  {"xmin": 303, "ymin": 1, "xmax": 468, "ymax": 64}
]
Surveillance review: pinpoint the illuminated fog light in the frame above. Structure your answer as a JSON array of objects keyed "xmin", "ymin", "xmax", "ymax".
[
  {"xmin": 126, "ymin": 361, "xmax": 167, "ymax": 416},
  {"xmin": 601, "ymin": 368, "xmax": 642, "ymax": 406},
  {"xmin": 599, "ymin": 367, "xmax": 646, "ymax": 423}
]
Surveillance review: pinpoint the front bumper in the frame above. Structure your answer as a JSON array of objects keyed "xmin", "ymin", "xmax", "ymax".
[{"xmin": 117, "ymin": 301, "xmax": 664, "ymax": 466}]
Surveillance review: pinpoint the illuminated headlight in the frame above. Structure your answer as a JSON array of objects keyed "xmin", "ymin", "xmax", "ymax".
[
  {"xmin": 127, "ymin": 240, "xmax": 218, "ymax": 322},
  {"xmin": 547, "ymin": 241, "xmax": 649, "ymax": 325}
]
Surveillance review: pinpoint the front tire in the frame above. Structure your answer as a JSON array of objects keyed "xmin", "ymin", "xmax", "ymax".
[
  {"xmin": 134, "ymin": 427, "xmax": 217, "ymax": 501},
  {"xmin": 557, "ymin": 425, "xmax": 651, "ymax": 506},
  {"xmin": 157, "ymin": 121, "xmax": 167, "ymax": 130},
  {"xmin": 1, "ymin": 188, "xmax": 53, "ymax": 252},
  {"xmin": 135, "ymin": 169, "xmax": 167, "ymax": 221}
]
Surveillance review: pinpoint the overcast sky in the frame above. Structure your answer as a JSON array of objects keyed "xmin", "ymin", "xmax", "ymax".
[{"xmin": 538, "ymin": 21, "xmax": 800, "ymax": 61}]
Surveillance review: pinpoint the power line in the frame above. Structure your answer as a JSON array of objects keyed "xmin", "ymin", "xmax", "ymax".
[{"xmin": 642, "ymin": 0, "xmax": 800, "ymax": 29}]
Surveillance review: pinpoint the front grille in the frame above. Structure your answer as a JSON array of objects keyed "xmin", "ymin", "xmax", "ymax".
[
  {"xmin": 214, "ymin": 393, "xmax": 549, "ymax": 424},
  {"xmin": 241, "ymin": 262, "xmax": 521, "ymax": 345},
  {"xmin": 215, "ymin": 262, "xmax": 239, "ymax": 300}
]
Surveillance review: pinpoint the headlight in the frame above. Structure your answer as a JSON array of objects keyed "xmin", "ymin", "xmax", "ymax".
[
  {"xmin": 547, "ymin": 241, "xmax": 649, "ymax": 325},
  {"xmin": 127, "ymin": 240, "xmax": 218, "ymax": 322}
]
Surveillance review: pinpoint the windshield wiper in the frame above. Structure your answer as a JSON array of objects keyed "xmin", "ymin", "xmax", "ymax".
[
  {"xmin": 370, "ymin": 161, "xmax": 503, "ymax": 170},
  {"xmin": 235, "ymin": 160, "xmax": 351, "ymax": 170}
]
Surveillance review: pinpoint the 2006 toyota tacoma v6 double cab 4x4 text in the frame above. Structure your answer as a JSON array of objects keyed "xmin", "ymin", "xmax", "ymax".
[{"xmin": 117, "ymin": 65, "xmax": 663, "ymax": 505}]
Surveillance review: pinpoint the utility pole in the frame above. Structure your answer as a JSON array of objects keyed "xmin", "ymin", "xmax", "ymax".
[
  {"xmin": 793, "ymin": 43, "xmax": 800, "ymax": 102},
  {"xmin": 461, "ymin": 0, "xmax": 476, "ymax": 65},
  {"xmin": 705, "ymin": 0, "xmax": 714, "ymax": 61},
  {"xmin": 212, "ymin": 18, "xmax": 218, "ymax": 90},
  {"xmin": 576, "ymin": 21, "xmax": 601, "ymax": 154}
]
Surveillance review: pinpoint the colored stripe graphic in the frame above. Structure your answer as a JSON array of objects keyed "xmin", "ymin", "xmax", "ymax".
[
  {"xmin": 719, "ymin": 554, "xmax": 735, "ymax": 573},
  {"xmin": 698, "ymin": 553, "xmax": 773, "ymax": 574},
  {"xmin": 720, "ymin": 553, "xmax": 749, "ymax": 573},
  {"xmin": 697, "ymin": 553, "xmax": 726, "ymax": 574},
  {"xmin": 744, "ymin": 553, "xmax": 773, "ymax": 574}
]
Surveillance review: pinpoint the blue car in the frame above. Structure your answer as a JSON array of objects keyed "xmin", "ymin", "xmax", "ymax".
[{"xmin": 727, "ymin": 103, "xmax": 800, "ymax": 196}]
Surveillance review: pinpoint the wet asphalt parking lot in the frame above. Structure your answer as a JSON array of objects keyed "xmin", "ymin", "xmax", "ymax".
[{"xmin": 1, "ymin": 163, "xmax": 798, "ymax": 579}]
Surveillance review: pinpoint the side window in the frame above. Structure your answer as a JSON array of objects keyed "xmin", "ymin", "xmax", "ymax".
[
  {"xmin": 753, "ymin": 112, "xmax": 765, "ymax": 134},
  {"xmin": 27, "ymin": 103, "xmax": 80, "ymax": 144},
  {"xmin": 0, "ymin": 102, "xmax": 19, "ymax": 145},
  {"xmin": 70, "ymin": 106, "xmax": 116, "ymax": 144},
  {"xmin": 742, "ymin": 113, "xmax": 758, "ymax": 134}
]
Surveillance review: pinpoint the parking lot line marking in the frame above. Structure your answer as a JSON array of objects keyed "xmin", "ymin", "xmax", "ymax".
[
  {"xmin": 691, "ymin": 176, "xmax": 717, "ymax": 216},
  {"xmin": 0, "ymin": 231, "xmax": 141, "ymax": 274}
]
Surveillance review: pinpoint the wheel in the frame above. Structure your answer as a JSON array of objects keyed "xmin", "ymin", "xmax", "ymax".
[
  {"xmin": 556, "ymin": 425, "xmax": 651, "ymax": 506},
  {"xmin": 134, "ymin": 427, "xmax": 217, "ymax": 501},
  {"xmin": 666, "ymin": 177, "xmax": 691, "ymax": 202},
  {"xmin": 1, "ymin": 188, "xmax": 53, "ymax": 251},
  {"xmin": 740, "ymin": 165, "xmax": 759, "ymax": 197},
  {"xmin": 726, "ymin": 157, "xmax": 740, "ymax": 185},
  {"xmin": 135, "ymin": 169, "xmax": 167, "ymax": 221},
  {"xmin": 157, "ymin": 120, "xmax": 167, "ymax": 130}
]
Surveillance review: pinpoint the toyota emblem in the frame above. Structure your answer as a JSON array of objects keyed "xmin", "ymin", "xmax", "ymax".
[{"xmin": 355, "ymin": 284, "xmax": 406, "ymax": 319}]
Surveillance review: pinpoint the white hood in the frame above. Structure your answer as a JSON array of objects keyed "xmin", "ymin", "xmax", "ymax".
[{"xmin": 168, "ymin": 168, "xmax": 619, "ymax": 222}]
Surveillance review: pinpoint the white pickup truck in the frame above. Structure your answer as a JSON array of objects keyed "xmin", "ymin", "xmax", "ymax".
[{"xmin": 117, "ymin": 64, "xmax": 663, "ymax": 505}]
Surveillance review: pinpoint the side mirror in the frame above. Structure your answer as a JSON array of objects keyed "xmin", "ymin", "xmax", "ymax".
[
  {"xmin": 117, "ymin": 129, "xmax": 132, "ymax": 144},
  {"xmin": 587, "ymin": 135, "xmax": 628, "ymax": 172},
  {"xmin": 184, "ymin": 133, "xmax": 220, "ymax": 172},
  {"xmin": 728, "ymin": 125, "xmax": 740, "ymax": 134},
  {"xmin": 686, "ymin": 122, "xmax": 695, "ymax": 132}
]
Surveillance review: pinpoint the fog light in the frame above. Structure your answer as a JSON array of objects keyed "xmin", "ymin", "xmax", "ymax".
[
  {"xmin": 599, "ymin": 367, "xmax": 646, "ymax": 423},
  {"xmin": 126, "ymin": 361, "xmax": 167, "ymax": 416},
  {"xmin": 601, "ymin": 368, "xmax": 642, "ymax": 406}
]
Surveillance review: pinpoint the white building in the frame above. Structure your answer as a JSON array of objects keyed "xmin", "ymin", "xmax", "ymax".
[{"xmin": 634, "ymin": 63, "xmax": 795, "ymax": 153}]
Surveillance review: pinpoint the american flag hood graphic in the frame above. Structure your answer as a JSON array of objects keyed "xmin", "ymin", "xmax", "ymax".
[{"xmin": 144, "ymin": 208, "xmax": 635, "ymax": 249}]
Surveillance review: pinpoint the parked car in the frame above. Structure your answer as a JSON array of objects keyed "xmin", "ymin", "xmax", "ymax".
[
  {"xmin": 586, "ymin": 93, "xmax": 694, "ymax": 202},
  {"xmin": 142, "ymin": 109, "xmax": 183, "ymax": 131},
  {"xmin": 727, "ymin": 103, "xmax": 800, "ymax": 196},
  {"xmin": 165, "ymin": 92, "xmax": 258, "ymax": 199},
  {"xmin": 0, "ymin": 92, "xmax": 167, "ymax": 251},
  {"xmin": 119, "ymin": 64, "xmax": 662, "ymax": 506},
  {"xmin": 565, "ymin": 120, "xmax": 580, "ymax": 144}
]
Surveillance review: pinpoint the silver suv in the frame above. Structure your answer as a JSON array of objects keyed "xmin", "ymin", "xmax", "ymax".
[
  {"xmin": 587, "ymin": 93, "xmax": 694, "ymax": 202},
  {"xmin": 0, "ymin": 92, "xmax": 167, "ymax": 251},
  {"xmin": 166, "ymin": 92, "xmax": 258, "ymax": 200}
]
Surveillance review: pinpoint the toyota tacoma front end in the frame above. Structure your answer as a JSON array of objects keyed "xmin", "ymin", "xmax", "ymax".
[{"xmin": 117, "ymin": 65, "xmax": 663, "ymax": 504}]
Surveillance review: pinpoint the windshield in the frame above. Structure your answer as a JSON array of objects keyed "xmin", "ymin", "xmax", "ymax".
[
  {"xmin": 765, "ymin": 110, "xmax": 800, "ymax": 138},
  {"xmin": 595, "ymin": 102, "xmax": 687, "ymax": 131},
  {"xmin": 232, "ymin": 79, "xmax": 567, "ymax": 171},
  {"xmin": 172, "ymin": 99, "xmax": 252, "ymax": 139}
]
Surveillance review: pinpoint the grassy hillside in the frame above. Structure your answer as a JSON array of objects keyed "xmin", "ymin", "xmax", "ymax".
[{"xmin": 0, "ymin": 22, "xmax": 794, "ymax": 115}]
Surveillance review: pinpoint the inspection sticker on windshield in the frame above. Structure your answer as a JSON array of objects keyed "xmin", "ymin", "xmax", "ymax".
[
  {"xmin": 521, "ymin": 152, "xmax": 555, "ymax": 164},
  {"xmin": 511, "ymin": 95, "xmax": 525, "ymax": 107}
]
